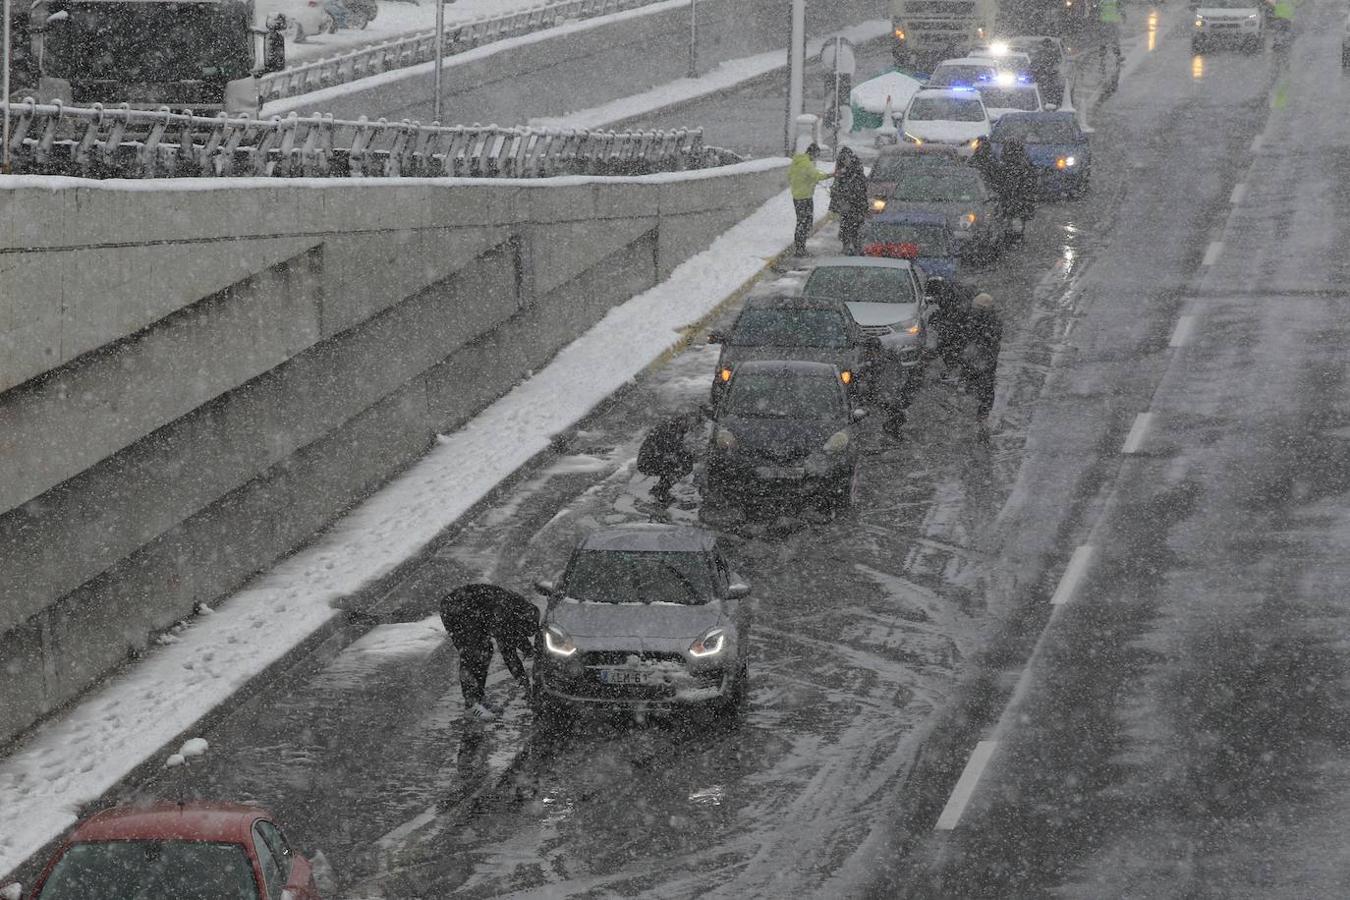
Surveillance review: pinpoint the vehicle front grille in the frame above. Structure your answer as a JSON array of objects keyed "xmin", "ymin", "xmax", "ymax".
[
  {"xmin": 581, "ymin": 650, "xmax": 684, "ymax": 667},
  {"xmin": 862, "ymin": 324, "xmax": 895, "ymax": 337}
]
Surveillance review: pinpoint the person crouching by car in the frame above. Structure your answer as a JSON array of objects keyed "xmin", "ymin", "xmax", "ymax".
[
  {"xmin": 440, "ymin": 583, "xmax": 540, "ymax": 722},
  {"xmin": 637, "ymin": 410, "xmax": 702, "ymax": 504}
]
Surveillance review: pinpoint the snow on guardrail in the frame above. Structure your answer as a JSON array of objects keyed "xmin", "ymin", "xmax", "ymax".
[
  {"xmin": 259, "ymin": 0, "xmax": 659, "ymax": 103},
  {"xmin": 1, "ymin": 99, "xmax": 741, "ymax": 179}
]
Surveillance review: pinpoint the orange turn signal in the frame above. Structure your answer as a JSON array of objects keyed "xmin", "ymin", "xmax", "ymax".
[
  {"xmin": 840, "ymin": 370, "xmax": 853, "ymax": 384},
  {"xmin": 719, "ymin": 368, "xmax": 732, "ymax": 382}
]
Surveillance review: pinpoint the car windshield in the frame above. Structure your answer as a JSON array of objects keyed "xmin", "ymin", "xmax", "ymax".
[
  {"xmin": 929, "ymin": 66, "xmax": 996, "ymax": 87},
  {"xmin": 724, "ymin": 373, "xmax": 846, "ymax": 421},
  {"xmin": 729, "ymin": 308, "xmax": 851, "ymax": 349},
  {"xmin": 563, "ymin": 550, "xmax": 714, "ymax": 605},
  {"xmin": 978, "ymin": 87, "xmax": 1039, "ymax": 111},
  {"xmin": 890, "ymin": 172, "xmax": 985, "ymax": 203},
  {"xmin": 869, "ymin": 153, "xmax": 964, "ymax": 180},
  {"xmin": 37, "ymin": 840, "xmax": 259, "ymax": 900},
  {"xmin": 907, "ymin": 97, "xmax": 987, "ymax": 122},
  {"xmin": 860, "ymin": 222, "xmax": 953, "ymax": 257},
  {"xmin": 46, "ymin": 2, "xmax": 253, "ymax": 82},
  {"xmin": 992, "ymin": 119, "xmax": 1080, "ymax": 143},
  {"xmin": 804, "ymin": 267, "xmax": 918, "ymax": 305}
]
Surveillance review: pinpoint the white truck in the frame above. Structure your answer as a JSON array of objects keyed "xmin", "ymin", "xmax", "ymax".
[{"xmin": 890, "ymin": 0, "xmax": 1000, "ymax": 71}]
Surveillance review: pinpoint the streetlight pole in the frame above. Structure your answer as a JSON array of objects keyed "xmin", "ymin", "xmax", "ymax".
[
  {"xmin": 432, "ymin": 0, "xmax": 445, "ymax": 122},
  {"xmin": 783, "ymin": 0, "xmax": 805, "ymax": 156},
  {"xmin": 3, "ymin": 0, "xmax": 12, "ymax": 173},
  {"xmin": 687, "ymin": 0, "xmax": 697, "ymax": 79}
]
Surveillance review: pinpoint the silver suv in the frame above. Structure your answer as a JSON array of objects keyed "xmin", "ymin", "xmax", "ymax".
[{"xmin": 533, "ymin": 525, "xmax": 753, "ymax": 722}]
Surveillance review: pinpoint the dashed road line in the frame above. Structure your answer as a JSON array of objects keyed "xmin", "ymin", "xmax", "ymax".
[
  {"xmin": 1169, "ymin": 314, "xmax": 1197, "ymax": 348},
  {"xmin": 935, "ymin": 740, "xmax": 999, "ymax": 831},
  {"xmin": 1121, "ymin": 412, "xmax": 1154, "ymax": 455},
  {"xmin": 1202, "ymin": 241, "xmax": 1224, "ymax": 266},
  {"xmin": 1229, "ymin": 182, "xmax": 1248, "ymax": 205},
  {"xmin": 1050, "ymin": 544, "xmax": 1096, "ymax": 606}
]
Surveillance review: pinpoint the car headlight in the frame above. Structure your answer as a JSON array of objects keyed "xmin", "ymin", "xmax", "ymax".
[
  {"xmin": 718, "ymin": 366, "xmax": 732, "ymax": 383},
  {"xmin": 1195, "ymin": 16, "xmax": 1204, "ymax": 26},
  {"xmin": 690, "ymin": 628, "xmax": 728, "ymax": 657},
  {"xmin": 1246, "ymin": 12, "xmax": 1258, "ymax": 19},
  {"xmin": 894, "ymin": 27, "xmax": 906, "ymax": 40},
  {"xmin": 958, "ymin": 212, "xmax": 976, "ymax": 229},
  {"xmin": 839, "ymin": 369, "xmax": 854, "ymax": 385},
  {"xmin": 870, "ymin": 197, "xmax": 887, "ymax": 212},
  {"xmin": 1055, "ymin": 155, "xmax": 1076, "ymax": 169},
  {"xmin": 715, "ymin": 427, "xmax": 737, "ymax": 450},
  {"xmin": 902, "ymin": 132, "xmax": 924, "ymax": 145},
  {"xmin": 902, "ymin": 319, "xmax": 921, "ymax": 335},
  {"xmin": 544, "ymin": 625, "xmax": 577, "ymax": 658},
  {"xmin": 968, "ymin": 137, "xmax": 982, "ymax": 150}
]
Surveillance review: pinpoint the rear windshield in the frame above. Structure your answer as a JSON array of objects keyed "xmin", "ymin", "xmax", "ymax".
[
  {"xmin": 870, "ymin": 153, "xmax": 963, "ymax": 181},
  {"xmin": 724, "ymin": 373, "xmax": 846, "ymax": 421},
  {"xmin": 860, "ymin": 222, "xmax": 952, "ymax": 257},
  {"xmin": 804, "ymin": 266, "xmax": 917, "ymax": 305},
  {"xmin": 730, "ymin": 308, "xmax": 851, "ymax": 349},
  {"xmin": 992, "ymin": 119, "xmax": 1079, "ymax": 143},
  {"xmin": 907, "ymin": 96, "xmax": 987, "ymax": 121},
  {"xmin": 978, "ymin": 87, "xmax": 1039, "ymax": 111},
  {"xmin": 928, "ymin": 66, "xmax": 996, "ymax": 87},
  {"xmin": 37, "ymin": 841, "xmax": 259, "ymax": 900},
  {"xmin": 890, "ymin": 172, "xmax": 985, "ymax": 203},
  {"xmin": 563, "ymin": 550, "xmax": 714, "ymax": 605}
]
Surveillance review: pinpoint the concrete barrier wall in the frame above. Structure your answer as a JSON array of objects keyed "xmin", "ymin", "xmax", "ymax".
[
  {"xmin": 0, "ymin": 159, "xmax": 788, "ymax": 744},
  {"xmin": 264, "ymin": 0, "xmax": 880, "ymax": 124}
]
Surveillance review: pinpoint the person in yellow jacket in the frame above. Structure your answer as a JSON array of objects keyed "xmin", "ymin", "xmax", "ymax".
[
  {"xmin": 1097, "ymin": 0, "xmax": 1124, "ymax": 70},
  {"xmin": 789, "ymin": 143, "xmax": 831, "ymax": 256}
]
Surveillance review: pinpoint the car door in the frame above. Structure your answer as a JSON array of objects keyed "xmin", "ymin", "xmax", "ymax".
[
  {"xmin": 257, "ymin": 820, "xmax": 318, "ymax": 900},
  {"xmin": 252, "ymin": 823, "xmax": 287, "ymax": 900}
]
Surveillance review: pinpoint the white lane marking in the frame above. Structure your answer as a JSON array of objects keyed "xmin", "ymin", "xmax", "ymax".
[
  {"xmin": 1229, "ymin": 182, "xmax": 1248, "ymax": 205},
  {"xmin": 1250, "ymin": 134, "xmax": 1264, "ymax": 152},
  {"xmin": 1202, "ymin": 241, "xmax": 1223, "ymax": 266},
  {"xmin": 1050, "ymin": 544, "xmax": 1096, "ymax": 606},
  {"xmin": 1121, "ymin": 412, "xmax": 1154, "ymax": 455},
  {"xmin": 935, "ymin": 740, "xmax": 998, "ymax": 831},
  {"xmin": 1169, "ymin": 315, "xmax": 1197, "ymax": 348}
]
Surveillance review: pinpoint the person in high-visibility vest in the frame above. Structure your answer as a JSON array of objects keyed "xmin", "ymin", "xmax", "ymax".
[{"xmin": 1270, "ymin": 0, "xmax": 1294, "ymax": 47}]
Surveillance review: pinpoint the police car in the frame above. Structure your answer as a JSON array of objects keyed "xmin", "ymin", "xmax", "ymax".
[
  {"xmin": 1192, "ymin": 0, "xmax": 1265, "ymax": 52},
  {"xmin": 899, "ymin": 87, "xmax": 992, "ymax": 156}
]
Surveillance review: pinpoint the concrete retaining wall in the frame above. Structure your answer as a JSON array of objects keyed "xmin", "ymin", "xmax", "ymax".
[
  {"xmin": 264, "ymin": 0, "xmax": 880, "ymax": 124},
  {"xmin": 0, "ymin": 159, "xmax": 788, "ymax": 745}
]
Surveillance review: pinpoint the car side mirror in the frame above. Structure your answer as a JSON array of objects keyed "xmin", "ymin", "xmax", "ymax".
[
  {"xmin": 853, "ymin": 408, "xmax": 868, "ymax": 421},
  {"xmin": 1, "ymin": 883, "xmax": 23, "ymax": 900},
  {"xmin": 533, "ymin": 579, "xmax": 556, "ymax": 597},
  {"xmin": 1044, "ymin": 102, "xmax": 1058, "ymax": 111},
  {"xmin": 728, "ymin": 582, "xmax": 751, "ymax": 599},
  {"xmin": 44, "ymin": 9, "xmax": 69, "ymax": 25},
  {"xmin": 706, "ymin": 330, "xmax": 726, "ymax": 344}
]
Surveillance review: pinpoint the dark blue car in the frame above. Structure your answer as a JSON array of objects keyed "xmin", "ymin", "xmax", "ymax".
[
  {"xmin": 860, "ymin": 211, "xmax": 960, "ymax": 280},
  {"xmin": 988, "ymin": 111, "xmax": 1091, "ymax": 198}
]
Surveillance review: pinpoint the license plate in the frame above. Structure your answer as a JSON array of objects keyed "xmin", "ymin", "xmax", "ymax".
[
  {"xmin": 755, "ymin": 466, "xmax": 805, "ymax": 480},
  {"xmin": 599, "ymin": 669, "xmax": 652, "ymax": 685}
]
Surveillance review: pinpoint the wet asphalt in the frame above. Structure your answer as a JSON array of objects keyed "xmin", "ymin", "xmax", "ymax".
[{"xmin": 95, "ymin": 6, "xmax": 1346, "ymax": 898}]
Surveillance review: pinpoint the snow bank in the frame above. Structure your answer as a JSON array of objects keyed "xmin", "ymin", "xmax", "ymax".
[
  {"xmin": 0, "ymin": 173, "xmax": 826, "ymax": 879},
  {"xmin": 850, "ymin": 70, "xmax": 923, "ymax": 115},
  {"xmin": 530, "ymin": 20, "xmax": 891, "ymax": 130}
]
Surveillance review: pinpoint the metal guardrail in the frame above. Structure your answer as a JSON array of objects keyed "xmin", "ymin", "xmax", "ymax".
[
  {"xmin": 259, "ymin": 0, "xmax": 660, "ymax": 103},
  {"xmin": 1, "ymin": 100, "xmax": 738, "ymax": 179}
]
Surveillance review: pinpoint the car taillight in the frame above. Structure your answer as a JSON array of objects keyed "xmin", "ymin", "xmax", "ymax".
[{"xmin": 862, "ymin": 241, "xmax": 920, "ymax": 260}]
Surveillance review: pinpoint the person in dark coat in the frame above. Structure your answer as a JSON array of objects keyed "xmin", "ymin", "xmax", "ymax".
[
  {"xmin": 637, "ymin": 410, "xmax": 700, "ymax": 503},
  {"xmin": 829, "ymin": 147, "xmax": 869, "ymax": 256},
  {"xmin": 926, "ymin": 277, "xmax": 979, "ymax": 374},
  {"xmin": 1031, "ymin": 39, "xmax": 1064, "ymax": 106},
  {"xmin": 960, "ymin": 292, "xmax": 1003, "ymax": 421},
  {"xmin": 439, "ymin": 583, "xmax": 540, "ymax": 721},
  {"xmin": 996, "ymin": 138, "xmax": 1038, "ymax": 225},
  {"xmin": 969, "ymin": 137, "xmax": 998, "ymax": 186}
]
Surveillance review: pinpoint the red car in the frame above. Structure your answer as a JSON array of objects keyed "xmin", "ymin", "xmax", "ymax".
[{"xmin": 1, "ymin": 802, "xmax": 321, "ymax": 899}]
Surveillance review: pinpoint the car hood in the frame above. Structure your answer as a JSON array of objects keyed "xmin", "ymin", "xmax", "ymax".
[
  {"xmin": 721, "ymin": 344, "xmax": 860, "ymax": 370},
  {"xmin": 846, "ymin": 301, "xmax": 920, "ymax": 328},
  {"xmin": 550, "ymin": 599, "xmax": 723, "ymax": 642},
  {"xmin": 719, "ymin": 415, "xmax": 845, "ymax": 459},
  {"xmin": 883, "ymin": 199, "xmax": 979, "ymax": 225},
  {"xmin": 903, "ymin": 120, "xmax": 987, "ymax": 143}
]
